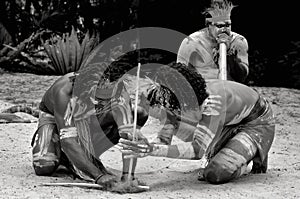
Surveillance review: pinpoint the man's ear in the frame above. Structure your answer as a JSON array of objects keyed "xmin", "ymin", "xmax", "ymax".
[{"xmin": 205, "ymin": 18, "xmax": 212, "ymax": 26}]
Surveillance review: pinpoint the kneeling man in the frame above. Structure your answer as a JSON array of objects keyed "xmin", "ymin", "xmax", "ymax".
[{"xmin": 120, "ymin": 62, "xmax": 275, "ymax": 184}]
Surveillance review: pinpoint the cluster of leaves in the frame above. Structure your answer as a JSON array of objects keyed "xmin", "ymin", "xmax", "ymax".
[
  {"xmin": 43, "ymin": 27, "xmax": 100, "ymax": 74},
  {"xmin": 246, "ymin": 41, "xmax": 300, "ymax": 89},
  {"xmin": 269, "ymin": 41, "xmax": 300, "ymax": 89},
  {"xmin": 0, "ymin": 27, "xmax": 55, "ymax": 74},
  {"xmin": 0, "ymin": 0, "xmax": 141, "ymax": 75},
  {"xmin": 0, "ymin": 0, "xmax": 299, "ymax": 88},
  {"xmin": 0, "ymin": 0, "xmax": 83, "ymax": 74}
]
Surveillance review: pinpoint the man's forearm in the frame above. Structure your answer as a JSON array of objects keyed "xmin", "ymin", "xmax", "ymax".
[
  {"xmin": 232, "ymin": 61, "xmax": 248, "ymax": 83},
  {"xmin": 150, "ymin": 123, "xmax": 213, "ymax": 160},
  {"xmin": 150, "ymin": 142, "xmax": 203, "ymax": 160},
  {"xmin": 239, "ymin": 62, "xmax": 249, "ymax": 76},
  {"xmin": 61, "ymin": 137, "xmax": 103, "ymax": 180}
]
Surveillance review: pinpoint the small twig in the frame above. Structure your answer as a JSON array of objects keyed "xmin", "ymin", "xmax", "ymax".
[{"xmin": 3, "ymin": 44, "xmax": 18, "ymax": 51}]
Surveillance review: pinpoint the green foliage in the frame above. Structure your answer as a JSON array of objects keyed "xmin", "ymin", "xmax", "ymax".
[
  {"xmin": 0, "ymin": 0, "xmax": 82, "ymax": 42},
  {"xmin": 246, "ymin": 40, "xmax": 300, "ymax": 89},
  {"xmin": 43, "ymin": 27, "xmax": 100, "ymax": 75},
  {"xmin": 0, "ymin": 22, "xmax": 13, "ymax": 58},
  {"xmin": 270, "ymin": 41, "xmax": 300, "ymax": 89},
  {"xmin": 0, "ymin": 29, "xmax": 54, "ymax": 75},
  {"xmin": 0, "ymin": 22, "xmax": 13, "ymax": 47},
  {"xmin": 246, "ymin": 50, "xmax": 268, "ymax": 86},
  {"xmin": 0, "ymin": 0, "xmax": 299, "ymax": 88}
]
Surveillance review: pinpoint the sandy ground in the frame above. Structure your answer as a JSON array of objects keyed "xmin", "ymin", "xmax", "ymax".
[{"xmin": 0, "ymin": 72, "xmax": 300, "ymax": 199}]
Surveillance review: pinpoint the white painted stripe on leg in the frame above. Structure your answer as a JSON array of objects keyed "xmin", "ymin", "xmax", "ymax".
[
  {"xmin": 216, "ymin": 148, "xmax": 248, "ymax": 174},
  {"xmin": 231, "ymin": 132, "xmax": 257, "ymax": 157}
]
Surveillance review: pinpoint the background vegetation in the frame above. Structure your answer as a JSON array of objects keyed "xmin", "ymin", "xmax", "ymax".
[{"xmin": 0, "ymin": 0, "xmax": 299, "ymax": 89}]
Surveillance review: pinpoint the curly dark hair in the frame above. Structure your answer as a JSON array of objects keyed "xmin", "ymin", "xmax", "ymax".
[{"xmin": 147, "ymin": 62, "xmax": 209, "ymax": 112}]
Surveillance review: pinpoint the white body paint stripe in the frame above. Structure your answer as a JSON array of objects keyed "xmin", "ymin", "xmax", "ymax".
[
  {"xmin": 194, "ymin": 130, "xmax": 212, "ymax": 150},
  {"xmin": 217, "ymin": 148, "xmax": 247, "ymax": 173},
  {"xmin": 60, "ymin": 127, "xmax": 78, "ymax": 139},
  {"xmin": 196, "ymin": 124, "xmax": 215, "ymax": 140},
  {"xmin": 231, "ymin": 132, "xmax": 256, "ymax": 157}
]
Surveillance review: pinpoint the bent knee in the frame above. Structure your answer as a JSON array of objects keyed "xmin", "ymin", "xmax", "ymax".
[
  {"xmin": 33, "ymin": 160, "xmax": 59, "ymax": 176},
  {"xmin": 33, "ymin": 155, "xmax": 59, "ymax": 176},
  {"xmin": 203, "ymin": 155, "xmax": 247, "ymax": 184},
  {"xmin": 204, "ymin": 161, "xmax": 234, "ymax": 184}
]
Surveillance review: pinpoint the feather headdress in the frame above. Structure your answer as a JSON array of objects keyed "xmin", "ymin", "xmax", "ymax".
[{"xmin": 204, "ymin": 0, "xmax": 235, "ymax": 23}]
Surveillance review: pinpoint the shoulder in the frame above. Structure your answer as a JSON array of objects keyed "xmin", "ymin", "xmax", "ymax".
[
  {"xmin": 188, "ymin": 28, "xmax": 208, "ymax": 41},
  {"xmin": 207, "ymin": 80, "xmax": 253, "ymax": 91},
  {"xmin": 207, "ymin": 80, "xmax": 258, "ymax": 102},
  {"xmin": 51, "ymin": 72, "xmax": 75, "ymax": 102},
  {"xmin": 203, "ymin": 81, "xmax": 259, "ymax": 120},
  {"xmin": 231, "ymin": 32, "xmax": 248, "ymax": 48},
  {"xmin": 231, "ymin": 31, "xmax": 246, "ymax": 40},
  {"xmin": 206, "ymin": 80, "xmax": 258, "ymax": 103},
  {"xmin": 40, "ymin": 73, "xmax": 75, "ymax": 114}
]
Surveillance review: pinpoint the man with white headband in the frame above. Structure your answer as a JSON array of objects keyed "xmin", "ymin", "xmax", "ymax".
[{"xmin": 177, "ymin": 0, "xmax": 249, "ymax": 82}]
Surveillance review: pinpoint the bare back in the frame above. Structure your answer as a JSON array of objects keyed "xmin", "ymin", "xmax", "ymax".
[{"xmin": 40, "ymin": 72, "xmax": 75, "ymax": 129}]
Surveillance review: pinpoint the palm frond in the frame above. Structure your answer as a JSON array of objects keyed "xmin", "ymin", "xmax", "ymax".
[{"xmin": 43, "ymin": 27, "xmax": 100, "ymax": 75}]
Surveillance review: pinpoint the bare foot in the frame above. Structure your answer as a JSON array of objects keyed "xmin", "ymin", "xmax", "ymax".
[{"xmin": 110, "ymin": 179, "xmax": 150, "ymax": 193}]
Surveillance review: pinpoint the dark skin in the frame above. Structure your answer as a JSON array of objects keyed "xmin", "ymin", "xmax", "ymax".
[
  {"xmin": 207, "ymin": 20, "xmax": 249, "ymax": 82},
  {"xmin": 39, "ymin": 72, "xmax": 148, "ymax": 189}
]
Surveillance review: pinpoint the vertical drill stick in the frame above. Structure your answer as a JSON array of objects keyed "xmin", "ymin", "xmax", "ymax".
[{"xmin": 127, "ymin": 62, "xmax": 141, "ymax": 181}]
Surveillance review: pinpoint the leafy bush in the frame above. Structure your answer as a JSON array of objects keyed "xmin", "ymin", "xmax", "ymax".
[
  {"xmin": 0, "ymin": 22, "xmax": 13, "ymax": 47},
  {"xmin": 0, "ymin": 22, "xmax": 13, "ymax": 57},
  {"xmin": 246, "ymin": 50, "xmax": 269, "ymax": 86},
  {"xmin": 43, "ymin": 27, "xmax": 100, "ymax": 75}
]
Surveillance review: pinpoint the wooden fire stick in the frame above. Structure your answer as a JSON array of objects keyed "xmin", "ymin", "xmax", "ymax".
[
  {"xmin": 41, "ymin": 182, "xmax": 103, "ymax": 189},
  {"xmin": 127, "ymin": 62, "xmax": 141, "ymax": 181},
  {"xmin": 219, "ymin": 42, "xmax": 227, "ymax": 80},
  {"xmin": 40, "ymin": 182, "xmax": 150, "ymax": 190}
]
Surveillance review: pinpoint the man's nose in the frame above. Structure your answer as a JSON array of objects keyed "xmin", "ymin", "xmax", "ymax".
[
  {"xmin": 220, "ymin": 28, "xmax": 229, "ymax": 34},
  {"xmin": 221, "ymin": 26, "xmax": 229, "ymax": 31}
]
